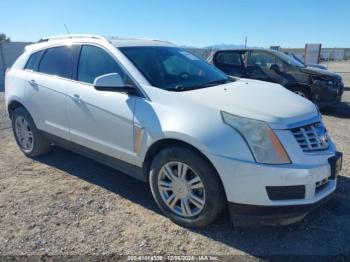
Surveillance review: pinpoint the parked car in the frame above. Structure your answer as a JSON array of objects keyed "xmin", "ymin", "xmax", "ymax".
[
  {"xmin": 209, "ymin": 49, "xmax": 343, "ymax": 108},
  {"xmin": 5, "ymin": 35, "xmax": 342, "ymax": 227}
]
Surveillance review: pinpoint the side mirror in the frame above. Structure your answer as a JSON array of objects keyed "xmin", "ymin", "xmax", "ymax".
[
  {"xmin": 93, "ymin": 73, "xmax": 135, "ymax": 94},
  {"xmin": 270, "ymin": 64, "xmax": 280, "ymax": 71}
]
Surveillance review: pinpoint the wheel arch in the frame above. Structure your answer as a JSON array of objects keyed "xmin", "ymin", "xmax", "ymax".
[
  {"xmin": 7, "ymin": 99, "xmax": 27, "ymax": 118},
  {"xmin": 142, "ymin": 138, "xmax": 227, "ymax": 200}
]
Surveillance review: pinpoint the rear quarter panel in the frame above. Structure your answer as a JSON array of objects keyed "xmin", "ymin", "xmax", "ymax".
[
  {"xmin": 5, "ymin": 51, "xmax": 31, "ymax": 111},
  {"xmin": 5, "ymin": 68, "xmax": 28, "ymax": 112}
]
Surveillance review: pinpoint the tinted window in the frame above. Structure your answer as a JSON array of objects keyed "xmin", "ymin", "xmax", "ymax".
[
  {"xmin": 120, "ymin": 46, "xmax": 230, "ymax": 91},
  {"xmin": 215, "ymin": 52, "xmax": 241, "ymax": 65},
  {"xmin": 25, "ymin": 51, "xmax": 43, "ymax": 71},
  {"xmin": 247, "ymin": 51, "xmax": 277, "ymax": 69},
  {"xmin": 77, "ymin": 45, "xmax": 126, "ymax": 84},
  {"xmin": 39, "ymin": 46, "xmax": 73, "ymax": 78},
  {"xmin": 276, "ymin": 51, "xmax": 305, "ymax": 68}
]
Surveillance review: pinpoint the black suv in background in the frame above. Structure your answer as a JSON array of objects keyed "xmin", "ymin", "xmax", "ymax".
[{"xmin": 209, "ymin": 49, "xmax": 344, "ymax": 108}]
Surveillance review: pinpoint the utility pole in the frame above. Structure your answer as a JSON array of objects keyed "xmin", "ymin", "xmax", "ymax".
[{"xmin": 244, "ymin": 36, "xmax": 247, "ymax": 48}]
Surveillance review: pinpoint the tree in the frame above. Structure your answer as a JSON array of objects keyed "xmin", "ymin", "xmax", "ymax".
[{"xmin": 0, "ymin": 33, "xmax": 10, "ymax": 42}]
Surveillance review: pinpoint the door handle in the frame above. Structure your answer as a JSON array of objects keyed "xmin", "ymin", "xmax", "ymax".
[
  {"xmin": 28, "ymin": 79, "xmax": 37, "ymax": 86},
  {"xmin": 72, "ymin": 94, "xmax": 82, "ymax": 102}
]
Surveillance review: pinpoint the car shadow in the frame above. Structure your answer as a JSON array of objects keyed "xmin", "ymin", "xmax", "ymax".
[
  {"xmin": 36, "ymin": 146, "xmax": 159, "ymax": 213},
  {"xmin": 35, "ymin": 146, "xmax": 350, "ymax": 256},
  {"xmin": 321, "ymin": 89, "xmax": 350, "ymax": 118}
]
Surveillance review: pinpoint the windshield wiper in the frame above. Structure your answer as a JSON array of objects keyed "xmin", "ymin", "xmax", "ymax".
[
  {"xmin": 167, "ymin": 78, "xmax": 232, "ymax": 92},
  {"xmin": 166, "ymin": 85, "xmax": 189, "ymax": 92},
  {"xmin": 195, "ymin": 78, "xmax": 232, "ymax": 88}
]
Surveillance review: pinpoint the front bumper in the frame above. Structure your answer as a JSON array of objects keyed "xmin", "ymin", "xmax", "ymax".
[
  {"xmin": 227, "ymin": 193, "xmax": 334, "ymax": 226},
  {"xmin": 311, "ymin": 81, "xmax": 343, "ymax": 108},
  {"xmin": 205, "ymin": 149, "xmax": 339, "ymax": 225}
]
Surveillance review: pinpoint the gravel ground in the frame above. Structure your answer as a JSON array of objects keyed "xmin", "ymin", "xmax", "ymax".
[{"xmin": 0, "ymin": 72, "xmax": 350, "ymax": 258}]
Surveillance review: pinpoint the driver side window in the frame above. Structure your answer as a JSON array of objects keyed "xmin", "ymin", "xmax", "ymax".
[
  {"xmin": 77, "ymin": 45, "xmax": 129, "ymax": 84},
  {"xmin": 247, "ymin": 51, "xmax": 276, "ymax": 69}
]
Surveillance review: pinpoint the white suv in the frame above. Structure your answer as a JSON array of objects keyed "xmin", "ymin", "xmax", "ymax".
[{"xmin": 5, "ymin": 35, "xmax": 342, "ymax": 227}]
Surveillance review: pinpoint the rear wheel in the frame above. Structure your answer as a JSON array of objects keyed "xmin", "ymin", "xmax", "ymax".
[
  {"xmin": 149, "ymin": 146, "xmax": 226, "ymax": 227},
  {"xmin": 11, "ymin": 107, "xmax": 51, "ymax": 157}
]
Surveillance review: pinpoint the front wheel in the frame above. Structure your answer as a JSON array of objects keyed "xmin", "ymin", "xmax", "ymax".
[
  {"xmin": 291, "ymin": 86, "xmax": 310, "ymax": 99},
  {"xmin": 149, "ymin": 146, "xmax": 226, "ymax": 227}
]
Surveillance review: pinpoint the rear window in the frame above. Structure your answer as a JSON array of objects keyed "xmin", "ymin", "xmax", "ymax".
[
  {"xmin": 214, "ymin": 52, "xmax": 242, "ymax": 65},
  {"xmin": 38, "ymin": 46, "xmax": 74, "ymax": 78},
  {"xmin": 24, "ymin": 51, "xmax": 43, "ymax": 71}
]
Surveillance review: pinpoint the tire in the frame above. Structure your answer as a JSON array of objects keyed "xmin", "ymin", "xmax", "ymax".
[
  {"xmin": 149, "ymin": 146, "xmax": 226, "ymax": 227},
  {"xmin": 291, "ymin": 86, "xmax": 310, "ymax": 99},
  {"xmin": 11, "ymin": 107, "xmax": 51, "ymax": 157}
]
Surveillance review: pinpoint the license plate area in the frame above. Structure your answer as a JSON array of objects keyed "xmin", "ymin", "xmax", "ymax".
[{"xmin": 328, "ymin": 152, "xmax": 342, "ymax": 180}]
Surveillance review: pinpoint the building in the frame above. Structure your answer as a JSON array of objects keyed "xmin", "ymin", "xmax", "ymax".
[{"xmin": 282, "ymin": 48, "xmax": 350, "ymax": 61}]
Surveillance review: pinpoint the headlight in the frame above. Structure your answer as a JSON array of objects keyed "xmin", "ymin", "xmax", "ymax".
[
  {"xmin": 221, "ymin": 111, "xmax": 291, "ymax": 164},
  {"xmin": 311, "ymin": 75, "xmax": 335, "ymax": 86}
]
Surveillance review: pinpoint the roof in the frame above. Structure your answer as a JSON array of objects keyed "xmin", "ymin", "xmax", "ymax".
[
  {"xmin": 25, "ymin": 35, "xmax": 175, "ymax": 52},
  {"xmin": 110, "ymin": 38, "xmax": 174, "ymax": 47},
  {"xmin": 215, "ymin": 48, "xmax": 279, "ymax": 53}
]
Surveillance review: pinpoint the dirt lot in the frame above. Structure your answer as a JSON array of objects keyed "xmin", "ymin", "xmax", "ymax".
[{"xmin": 0, "ymin": 63, "xmax": 350, "ymax": 258}]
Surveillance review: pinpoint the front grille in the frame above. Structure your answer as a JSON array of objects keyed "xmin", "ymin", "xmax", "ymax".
[{"xmin": 291, "ymin": 122, "xmax": 329, "ymax": 152}]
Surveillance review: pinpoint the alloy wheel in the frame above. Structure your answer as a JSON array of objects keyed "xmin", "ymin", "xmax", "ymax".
[{"xmin": 157, "ymin": 161, "xmax": 206, "ymax": 217}]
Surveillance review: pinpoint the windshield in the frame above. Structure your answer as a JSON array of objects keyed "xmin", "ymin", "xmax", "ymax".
[
  {"xmin": 275, "ymin": 51, "xmax": 305, "ymax": 68},
  {"xmin": 120, "ymin": 46, "xmax": 230, "ymax": 91}
]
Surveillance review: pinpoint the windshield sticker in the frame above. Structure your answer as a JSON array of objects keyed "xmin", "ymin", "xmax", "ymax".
[{"xmin": 180, "ymin": 51, "xmax": 200, "ymax": 60}]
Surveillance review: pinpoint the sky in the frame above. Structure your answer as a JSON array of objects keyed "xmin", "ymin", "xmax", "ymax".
[{"xmin": 1, "ymin": 0, "xmax": 349, "ymax": 48}]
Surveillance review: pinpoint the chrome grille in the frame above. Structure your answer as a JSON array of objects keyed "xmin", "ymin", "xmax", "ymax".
[{"xmin": 291, "ymin": 122, "xmax": 329, "ymax": 152}]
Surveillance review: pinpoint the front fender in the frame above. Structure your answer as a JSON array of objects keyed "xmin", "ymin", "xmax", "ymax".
[{"xmin": 134, "ymin": 98, "xmax": 254, "ymax": 166}]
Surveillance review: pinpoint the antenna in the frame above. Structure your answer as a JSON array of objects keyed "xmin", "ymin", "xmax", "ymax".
[{"xmin": 64, "ymin": 24, "xmax": 71, "ymax": 35}]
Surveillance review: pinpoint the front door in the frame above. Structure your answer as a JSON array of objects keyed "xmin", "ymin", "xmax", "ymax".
[
  {"xmin": 66, "ymin": 45, "xmax": 136, "ymax": 164},
  {"xmin": 245, "ymin": 50, "xmax": 283, "ymax": 84}
]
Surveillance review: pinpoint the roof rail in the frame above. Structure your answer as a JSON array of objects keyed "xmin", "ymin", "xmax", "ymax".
[
  {"xmin": 38, "ymin": 34, "xmax": 110, "ymax": 43},
  {"xmin": 109, "ymin": 37, "xmax": 173, "ymax": 45},
  {"xmin": 138, "ymin": 37, "xmax": 173, "ymax": 44}
]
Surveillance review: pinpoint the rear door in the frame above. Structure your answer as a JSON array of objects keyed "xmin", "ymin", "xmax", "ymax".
[
  {"xmin": 213, "ymin": 51, "xmax": 245, "ymax": 77},
  {"xmin": 66, "ymin": 44, "xmax": 136, "ymax": 164},
  {"xmin": 245, "ymin": 50, "xmax": 283, "ymax": 84},
  {"xmin": 25, "ymin": 45, "xmax": 77, "ymax": 140}
]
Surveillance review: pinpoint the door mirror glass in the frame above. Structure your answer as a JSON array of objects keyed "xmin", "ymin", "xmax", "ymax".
[
  {"xmin": 93, "ymin": 73, "xmax": 135, "ymax": 93},
  {"xmin": 93, "ymin": 73, "xmax": 124, "ymax": 88}
]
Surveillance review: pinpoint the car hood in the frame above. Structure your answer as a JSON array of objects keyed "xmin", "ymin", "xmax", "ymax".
[
  {"xmin": 300, "ymin": 66, "xmax": 340, "ymax": 79},
  {"xmin": 179, "ymin": 79, "xmax": 319, "ymax": 129}
]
